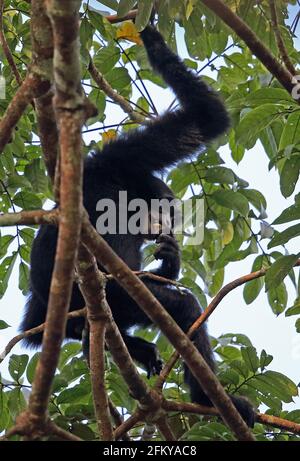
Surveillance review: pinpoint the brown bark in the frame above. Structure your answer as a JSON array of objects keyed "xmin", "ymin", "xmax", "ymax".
[
  {"xmin": 28, "ymin": 0, "xmax": 84, "ymax": 420},
  {"xmin": 81, "ymin": 217, "xmax": 255, "ymax": 441}
]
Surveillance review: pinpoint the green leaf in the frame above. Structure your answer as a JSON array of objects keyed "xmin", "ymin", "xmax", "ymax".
[
  {"xmin": 24, "ymin": 159, "xmax": 48, "ymax": 194},
  {"xmin": 204, "ymin": 166, "xmax": 235, "ymax": 184},
  {"xmin": 212, "ymin": 190, "xmax": 249, "ymax": 217},
  {"xmin": 20, "ymin": 228, "xmax": 35, "ymax": 245},
  {"xmin": 267, "ymin": 282, "xmax": 288, "ymax": 315},
  {"xmin": 19, "ymin": 261, "xmax": 29, "ymax": 294},
  {"xmin": 7, "ymin": 174, "xmax": 32, "ymax": 190},
  {"xmin": 246, "ymin": 88, "xmax": 294, "ymax": 107},
  {"xmin": 273, "ymin": 201, "xmax": 300, "ymax": 224},
  {"xmin": 8, "ymin": 354, "xmax": 29, "ymax": 381},
  {"xmin": 26, "ymin": 353, "xmax": 40, "ymax": 384},
  {"xmin": 240, "ymin": 189, "xmax": 267, "ymax": 212},
  {"xmin": 280, "ymin": 156, "xmax": 300, "ymax": 198},
  {"xmin": 105, "ymin": 67, "xmax": 131, "ymax": 91},
  {"xmin": 135, "ymin": 0, "xmax": 154, "ymax": 31},
  {"xmin": 268, "ymin": 223, "xmax": 300, "ymax": 248},
  {"xmin": 57, "ymin": 382, "xmax": 91, "ymax": 405},
  {"xmin": 260, "ymin": 349, "xmax": 273, "ymax": 370},
  {"xmin": 0, "ymin": 253, "xmax": 18, "ymax": 298},
  {"xmin": 285, "ymin": 298, "xmax": 300, "ymax": 317},
  {"xmin": 279, "ymin": 111, "xmax": 300, "ymax": 152},
  {"xmin": 243, "ymin": 277, "xmax": 264, "ymax": 305},
  {"xmin": 0, "ymin": 235, "xmax": 15, "ymax": 258},
  {"xmin": 236, "ymin": 104, "xmax": 283, "ymax": 145},
  {"xmin": 117, "ymin": 0, "xmax": 136, "ymax": 17},
  {"xmin": 241, "ymin": 346, "xmax": 259, "ymax": 372},
  {"xmin": 0, "ymin": 320, "xmax": 10, "ymax": 329},
  {"xmin": 0, "ymin": 391, "xmax": 9, "ymax": 432},
  {"xmin": 93, "ymin": 44, "xmax": 120, "ymax": 75},
  {"xmin": 265, "ymin": 255, "xmax": 299, "ymax": 292},
  {"xmin": 13, "ymin": 191, "xmax": 43, "ymax": 210},
  {"xmin": 80, "ymin": 17, "xmax": 93, "ymax": 46}
]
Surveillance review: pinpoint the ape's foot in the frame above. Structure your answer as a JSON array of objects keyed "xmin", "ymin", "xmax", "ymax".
[
  {"xmin": 142, "ymin": 342, "xmax": 163, "ymax": 379},
  {"xmin": 229, "ymin": 394, "xmax": 256, "ymax": 428}
]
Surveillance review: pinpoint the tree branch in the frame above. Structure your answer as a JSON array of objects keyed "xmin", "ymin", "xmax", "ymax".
[
  {"xmin": 0, "ymin": 308, "xmax": 86, "ymax": 363},
  {"xmin": 0, "ymin": 209, "xmax": 59, "ymax": 227},
  {"xmin": 88, "ymin": 57, "xmax": 145, "ymax": 124},
  {"xmin": 156, "ymin": 260, "xmax": 300, "ymax": 390},
  {"xmin": 163, "ymin": 401, "xmax": 300, "ymax": 436},
  {"xmin": 200, "ymin": 0, "xmax": 295, "ymax": 95},
  {"xmin": 27, "ymin": 0, "xmax": 84, "ymax": 421},
  {"xmin": 269, "ymin": 0, "xmax": 296, "ymax": 76},
  {"xmin": 0, "ymin": 0, "xmax": 53, "ymax": 155},
  {"xmin": 81, "ymin": 216, "xmax": 255, "ymax": 441},
  {"xmin": 35, "ymin": 90, "xmax": 59, "ymax": 183},
  {"xmin": 156, "ymin": 416, "xmax": 176, "ymax": 441},
  {"xmin": 0, "ymin": 0, "xmax": 22, "ymax": 85},
  {"xmin": 76, "ymin": 244, "xmax": 114, "ymax": 441}
]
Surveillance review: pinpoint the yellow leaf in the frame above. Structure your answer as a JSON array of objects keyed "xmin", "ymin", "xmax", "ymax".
[
  {"xmin": 185, "ymin": 0, "xmax": 196, "ymax": 20},
  {"xmin": 102, "ymin": 129, "xmax": 117, "ymax": 144},
  {"xmin": 222, "ymin": 222, "xmax": 234, "ymax": 245},
  {"xmin": 116, "ymin": 21, "xmax": 142, "ymax": 45}
]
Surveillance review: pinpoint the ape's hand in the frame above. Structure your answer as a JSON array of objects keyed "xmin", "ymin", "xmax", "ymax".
[{"xmin": 154, "ymin": 233, "xmax": 180, "ymax": 280}]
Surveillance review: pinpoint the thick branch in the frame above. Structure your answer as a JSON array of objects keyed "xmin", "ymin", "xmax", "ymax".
[
  {"xmin": 27, "ymin": 0, "xmax": 84, "ymax": 420},
  {"xmin": 35, "ymin": 91, "xmax": 59, "ymax": 182},
  {"xmin": 163, "ymin": 401, "xmax": 300, "ymax": 436},
  {"xmin": 106, "ymin": 9, "xmax": 138, "ymax": 24},
  {"xmin": 256, "ymin": 412, "xmax": 300, "ymax": 435},
  {"xmin": 0, "ymin": 209, "xmax": 58, "ymax": 227},
  {"xmin": 76, "ymin": 245, "xmax": 113, "ymax": 441},
  {"xmin": 0, "ymin": 74, "xmax": 49, "ymax": 154},
  {"xmin": 156, "ymin": 416, "xmax": 176, "ymax": 441},
  {"xmin": 81, "ymin": 217, "xmax": 255, "ymax": 441},
  {"xmin": 75, "ymin": 242, "xmax": 156, "ymax": 407},
  {"xmin": 269, "ymin": 0, "xmax": 296, "ymax": 75},
  {"xmin": 200, "ymin": 0, "xmax": 294, "ymax": 95}
]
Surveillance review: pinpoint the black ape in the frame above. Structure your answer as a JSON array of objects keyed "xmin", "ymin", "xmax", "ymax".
[{"xmin": 21, "ymin": 26, "xmax": 255, "ymax": 427}]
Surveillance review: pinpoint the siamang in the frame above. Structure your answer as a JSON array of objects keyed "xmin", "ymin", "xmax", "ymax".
[{"xmin": 21, "ymin": 25, "xmax": 255, "ymax": 427}]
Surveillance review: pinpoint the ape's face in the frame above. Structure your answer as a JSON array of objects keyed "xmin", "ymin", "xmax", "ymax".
[{"xmin": 140, "ymin": 176, "xmax": 179, "ymax": 240}]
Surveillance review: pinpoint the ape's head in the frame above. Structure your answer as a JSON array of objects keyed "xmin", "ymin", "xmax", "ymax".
[{"xmin": 140, "ymin": 175, "xmax": 181, "ymax": 240}]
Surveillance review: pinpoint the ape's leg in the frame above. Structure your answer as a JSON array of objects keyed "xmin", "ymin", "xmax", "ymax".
[
  {"xmin": 122, "ymin": 334, "xmax": 163, "ymax": 378},
  {"xmin": 141, "ymin": 282, "xmax": 255, "ymax": 427}
]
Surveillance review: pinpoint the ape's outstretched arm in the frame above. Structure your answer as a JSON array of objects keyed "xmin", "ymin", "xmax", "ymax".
[{"xmin": 92, "ymin": 26, "xmax": 230, "ymax": 175}]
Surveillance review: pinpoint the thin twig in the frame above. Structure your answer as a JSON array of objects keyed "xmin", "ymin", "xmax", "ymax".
[
  {"xmin": 0, "ymin": 308, "xmax": 86, "ymax": 363},
  {"xmin": 155, "ymin": 260, "xmax": 300, "ymax": 390},
  {"xmin": 269, "ymin": 0, "xmax": 296, "ymax": 75},
  {"xmin": 88, "ymin": 57, "xmax": 145, "ymax": 124},
  {"xmin": 0, "ymin": 0, "xmax": 22, "ymax": 85},
  {"xmin": 200, "ymin": 0, "xmax": 295, "ymax": 96}
]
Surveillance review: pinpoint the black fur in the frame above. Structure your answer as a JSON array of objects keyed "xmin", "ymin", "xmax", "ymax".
[{"xmin": 20, "ymin": 26, "xmax": 254, "ymax": 427}]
